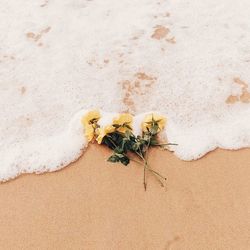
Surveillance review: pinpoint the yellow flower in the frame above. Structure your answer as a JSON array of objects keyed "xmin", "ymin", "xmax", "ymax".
[
  {"xmin": 113, "ymin": 113, "xmax": 133, "ymax": 133},
  {"xmin": 96, "ymin": 125, "xmax": 115, "ymax": 144},
  {"xmin": 83, "ymin": 124, "xmax": 94, "ymax": 142},
  {"xmin": 96, "ymin": 113, "xmax": 133, "ymax": 144},
  {"xmin": 82, "ymin": 110, "xmax": 101, "ymax": 126},
  {"xmin": 142, "ymin": 113, "xmax": 166, "ymax": 133},
  {"xmin": 81, "ymin": 110, "xmax": 101, "ymax": 142}
]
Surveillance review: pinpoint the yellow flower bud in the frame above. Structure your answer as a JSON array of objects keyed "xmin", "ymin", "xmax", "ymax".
[
  {"xmin": 113, "ymin": 113, "xmax": 133, "ymax": 133},
  {"xmin": 81, "ymin": 110, "xmax": 101, "ymax": 142},
  {"xmin": 142, "ymin": 113, "xmax": 166, "ymax": 133},
  {"xmin": 96, "ymin": 125, "xmax": 116, "ymax": 144}
]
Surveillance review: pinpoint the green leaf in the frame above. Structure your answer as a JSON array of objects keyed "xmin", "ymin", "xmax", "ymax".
[
  {"xmin": 142, "ymin": 134, "xmax": 151, "ymax": 142},
  {"xmin": 102, "ymin": 136, "xmax": 115, "ymax": 149},
  {"xmin": 107, "ymin": 155, "xmax": 119, "ymax": 163},
  {"xmin": 150, "ymin": 124, "xmax": 159, "ymax": 135},
  {"xmin": 150, "ymin": 138, "xmax": 159, "ymax": 146},
  {"xmin": 120, "ymin": 156, "xmax": 130, "ymax": 166},
  {"xmin": 115, "ymin": 153, "xmax": 125, "ymax": 159},
  {"xmin": 132, "ymin": 142, "xmax": 140, "ymax": 151},
  {"xmin": 114, "ymin": 147, "xmax": 124, "ymax": 154}
]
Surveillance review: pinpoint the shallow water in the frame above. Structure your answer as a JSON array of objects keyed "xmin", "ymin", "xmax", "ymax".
[{"xmin": 0, "ymin": 0, "xmax": 250, "ymax": 180}]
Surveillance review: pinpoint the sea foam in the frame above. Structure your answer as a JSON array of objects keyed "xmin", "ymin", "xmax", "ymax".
[{"xmin": 0, "ymin": 0, "xmax": 250, "ymax": 181}]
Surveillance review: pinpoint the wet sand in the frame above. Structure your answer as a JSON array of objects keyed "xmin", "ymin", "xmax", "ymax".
[{"xmin": 0, "ymin": 145, "xmax": 250, "ymax": 250}]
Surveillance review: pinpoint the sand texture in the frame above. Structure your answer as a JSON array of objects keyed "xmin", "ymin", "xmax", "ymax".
[{"xmin": 0, "ymin": 145, "xmax": 250, "ymax": 250}]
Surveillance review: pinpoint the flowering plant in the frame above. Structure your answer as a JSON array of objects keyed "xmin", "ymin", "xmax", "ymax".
[{"xmin": 82, "ymin": 111, "xmax": 177, "ymax": 190}]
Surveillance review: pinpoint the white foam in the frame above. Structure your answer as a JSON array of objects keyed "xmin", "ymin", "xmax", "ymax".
[{"xmin": 0, "ymin": 0, "xmax": 250, "ymax": 180}]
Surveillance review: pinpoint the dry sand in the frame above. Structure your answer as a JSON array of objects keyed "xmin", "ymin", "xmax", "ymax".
[{"xmin": 0, "ymin": 145, "xmax": 250, "ymax": 250}]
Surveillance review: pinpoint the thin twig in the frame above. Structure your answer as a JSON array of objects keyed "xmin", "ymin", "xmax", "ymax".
[
  {"xmin": 154, "ymin": 143, "xmax": 178, "ymax": 146},
  {"xmin": 133, "ymin": 153, "xmax": 166, "ymax": 189},
  {"xmin": 143, "ymin": 162, "xmax": 147, "ymax": 191}
]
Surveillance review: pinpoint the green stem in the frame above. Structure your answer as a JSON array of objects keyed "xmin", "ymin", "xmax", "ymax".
[
  {"xmin": 106, "ymin": 136, "xmax": 117, "ymax": 149},
  {"xmin": 135, "ymin": 151, "xmax": 145, "ymax": 161},
  {"xmin": 135, "ymin": 151, "xmax": 148, "ymax": 191},
  {"xmin": 132, "ymin": 159, "xmax": 166, "ymax": 180},
  {"xmin": 143, "ymin": 162, "xmax": 147, "ymax": 191},
  {"xmin": 130, "ymin": 159, "xmax": 144, "ymax": 165},
  {"xmin": 148, "ymin": 167, "xmax": 167, "ymax": 180},
  {"xmin": 154, "ymin": 143, "xmax": 178, "ymax": 146},
  {"xmin": 134, "ymin": 151, "xmax": 166, "ymax": 190},
  {"xmin": 145, "ymin": 138, "xmax": 151, "ymax": 162},
  {"xmin": 138, "ymin": 146, "xmax": 144, "ymax": 158}
]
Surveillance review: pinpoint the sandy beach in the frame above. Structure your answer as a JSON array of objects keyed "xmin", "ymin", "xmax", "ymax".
[
  {"xmin": 1, "ymin": 1, "xmax": 250, "ymax": 249},
  {"xmin": 0, "ymin": 146, "xmax": 249, "ymax": 250}
]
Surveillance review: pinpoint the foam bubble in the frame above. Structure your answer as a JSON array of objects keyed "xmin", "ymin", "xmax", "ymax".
[{"xmin": 0, "ymin": 0, "xmax": 250, "ymax": 180}]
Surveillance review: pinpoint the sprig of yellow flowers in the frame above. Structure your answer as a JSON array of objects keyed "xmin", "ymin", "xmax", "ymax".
[{"xmin": 81, "ymin": 110, "xmax": 176, "ymax": 190}]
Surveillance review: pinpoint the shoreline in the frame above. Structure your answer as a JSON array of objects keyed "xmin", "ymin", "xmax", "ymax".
[{"xmin": 0, "ymin": 145, "xmax": 250, "ymax": 249}]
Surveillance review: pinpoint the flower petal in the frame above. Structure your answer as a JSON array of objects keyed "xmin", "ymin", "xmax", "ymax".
[
  {"xmin": 142, "ymin": 113, "xmax": 166, "ymax": 132},
  {"xmin": 84, "ymin": 124, "xmax": 95, "ymax": 142},
  {"xmin": 96, "ymin": 125, "xmax": 116, "ymax": 144},
  {"xmin": 82, "ymin": 110, "xmax": 101, "ymax": 126}
]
